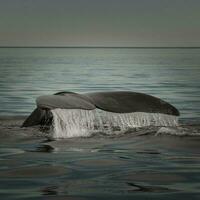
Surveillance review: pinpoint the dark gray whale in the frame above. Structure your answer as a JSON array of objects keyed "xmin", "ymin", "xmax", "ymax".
[{"xmin": 22, "ymin": 91, "xmax": 179, "ymax": 127}]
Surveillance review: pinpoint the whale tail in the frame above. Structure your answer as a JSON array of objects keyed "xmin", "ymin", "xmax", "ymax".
[
  {"xmin": 22, "ymin": 91, "xmax": 179, "ymax": 129},
  {"xmin": 22, "ymin": 108, "xmax": 53, "ymax": 127}
]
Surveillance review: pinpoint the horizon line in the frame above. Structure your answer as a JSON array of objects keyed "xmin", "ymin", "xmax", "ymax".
[{"xmin": 0, "ymin": 46, "xmax": 200, "ymax": 49}]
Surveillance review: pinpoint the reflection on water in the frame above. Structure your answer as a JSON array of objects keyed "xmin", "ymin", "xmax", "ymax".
[
  {"xmin": 126, "ymin": 182, "xmax": 178, "ymax": 193},
  {"xmin": 0, "ymin": 118, "xmax": 200, "ymax": 199}
]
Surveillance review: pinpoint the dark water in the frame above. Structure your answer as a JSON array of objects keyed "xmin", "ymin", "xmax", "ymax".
[{"xmin": 0, "ymin": 48, "xmax": 200, "ymax": 199}]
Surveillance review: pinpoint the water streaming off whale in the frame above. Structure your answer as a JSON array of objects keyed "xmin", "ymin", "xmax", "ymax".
[{"xmin": 51, "ymin": 109, "xmax": 178, "ymax": 138}]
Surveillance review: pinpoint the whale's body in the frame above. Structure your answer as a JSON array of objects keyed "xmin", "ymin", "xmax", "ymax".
[{"xmin": 22, "ymin": 91, "xmax": 179, "ymax": 128}]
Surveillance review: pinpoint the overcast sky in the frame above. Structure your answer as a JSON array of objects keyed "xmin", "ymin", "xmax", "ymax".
[{"xmin": 0, "ymin": 0, "xmax": 199, "ymax": 47}]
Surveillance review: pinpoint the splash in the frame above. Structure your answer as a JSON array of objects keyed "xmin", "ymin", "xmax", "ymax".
[
  {"xmin": 51, "ymin": 109, "xmax": 178, "ymax": 138},
  {"xmin": 156, "ymin": 127, "xmax": 200, "ymax": 136}
]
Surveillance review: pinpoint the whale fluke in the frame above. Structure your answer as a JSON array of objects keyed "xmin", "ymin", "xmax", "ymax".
[
  {"xmin": 22, "ymin": 91, "xmax": 180, "ymax": 128},
  {"xmin": 22, "ymin": 108, "xmax": 50, "ymax": 127},
  {"xmin": 36, "ymin": 94, "xmax": 95, "ymax": 110},
  {"xmin": 85, "ymin": 91, "xmax": 179, "ymax": 116}
]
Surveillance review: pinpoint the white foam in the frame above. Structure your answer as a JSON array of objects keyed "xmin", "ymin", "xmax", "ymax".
[
  {"xmin": 51, "ymin": 109, "xmax": 178, "ymax": 139},
  {"xmin": 156, "ymin": 127, "xmax": 200, "ymax": 136}
]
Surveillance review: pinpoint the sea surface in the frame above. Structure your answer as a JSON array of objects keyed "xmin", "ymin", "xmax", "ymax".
[{"xmin": 0, "ymin": 47, "xmax": 200, "ymax": 199}]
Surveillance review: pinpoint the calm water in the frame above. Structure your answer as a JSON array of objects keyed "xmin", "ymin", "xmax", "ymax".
[{"xmin": 0, "ymin": 48, "xmax": 200, "ymax": 199}]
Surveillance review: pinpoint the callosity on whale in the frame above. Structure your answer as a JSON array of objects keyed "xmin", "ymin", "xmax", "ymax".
[{"xmin": 22, "ymin": 91, "xmax": 179, "ymax": 127}]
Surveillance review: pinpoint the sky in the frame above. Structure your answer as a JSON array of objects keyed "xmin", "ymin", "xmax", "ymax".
[{"xmin": 0, "ymin": 0, "xmax": 199, "ymax": 47}]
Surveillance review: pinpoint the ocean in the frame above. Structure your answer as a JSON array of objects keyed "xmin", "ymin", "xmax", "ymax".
[{"xmin": 0, "ymin": 47, "xmax": 200, "ymax": 199}]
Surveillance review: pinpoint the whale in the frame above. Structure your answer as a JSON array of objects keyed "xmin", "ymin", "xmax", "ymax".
[{"xmin": 22, "ymin": 91, "xmax": 179, "ymax": 128}]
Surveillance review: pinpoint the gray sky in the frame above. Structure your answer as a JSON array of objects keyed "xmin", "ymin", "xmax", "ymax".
[{"xmin": 0, "ymin": 0, "xmax": 199, "ymax": 47}]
